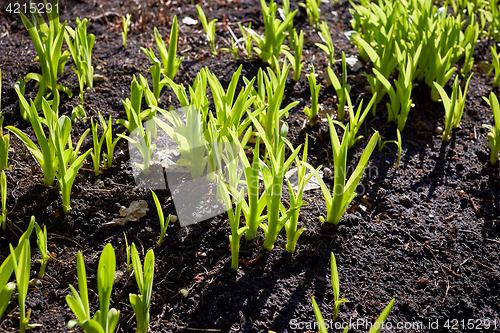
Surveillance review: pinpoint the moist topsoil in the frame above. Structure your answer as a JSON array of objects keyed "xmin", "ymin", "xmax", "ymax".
[{"xmin": 0, "ymin": 0, "xmax": 499, "ymax": 332}]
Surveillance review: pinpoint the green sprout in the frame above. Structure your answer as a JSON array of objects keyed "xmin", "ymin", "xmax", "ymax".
[
  {"xmin": 327, "ymin": 52, "xmax": 351, "ymax": 121},
  {"xmin": 122, "ymin": 14, "xmax": 131, "ymax": 48},
  {"xmin": 0, "ymin": 171, "xmax": 6, "ymax": 231},
  {"xmin": 98, "ymin": 113, "xmax": 121, "ymax": 169},
  {"xmin": 433, "ymin": 74, "xmax": 472, "ymax": 142},
  {"xmin": 377, "ymin": 128, "xmax": 402, "ymax": 170},
  {"xmin": 238, "ymin": 22, "xmax": 253, "ymax": 59},
  {"xmin": 246, "ymin": 111, "xmax": 304, "ymax": 252},
  {"xmin": 65, "ymin": 17, "xmax": 95, "ymax": 103},
  {"xmin": 304, "ymin": 65, "xmax": 321, "ymax": 127},
  {"xmin": 333, "ymin": 92, "xmax": 377, "ymax": 149},
  {"xmin": 330, "ymin": 252, "xmax": 347, "ymax": 321},
  {"xmin": 196, "ymin": 5, "xmax": 218, "ymax": 55},
  {"xmin": 129, "ymin": 244, "xmax": 155, "ymax": 333},
  {"xmin": 66, "ymin": 244, "xmax": 120, "ymax": 333},
  {"xmin": 9, "ymin": 239, "xmax": 32, "ymax": 333},
  {"xmin": 0, "ymin": 217, "xmax": 35, "ymax": 321},
  {"xmin": 118, "ymin": 75, "xmax": 145, "ymax": 133},
  {"xmin": 310, "ymin": 117, "xmax": 379, "ymax": 225},
  {"xmin": 489, "ymin": 44, "xmax": 500, "ymax": 88},
  {"xmin": 124, "ymin": 233, "xmax": 132, "ymax": 272},
  {"xmin": 283, "ymin": 136, "xmax": 319, "ymax": 253},
  {"xmin": 299, "ymin": 0, "xmax": 321, "ymax": 26},
  {"xmin": 221, "ymin": 37, "xmax": 239, "ymax": 60},
  {"xmin": 250, "ymin": 0, "xmax": 297, "ymax": 65},
  {"xmin": 19, "ymin": 0, "xmax": 71, "ymax": 110},
  {"xmin": 482, "ymin": 92, "xmax": 500, "ymax": 165},
  {"xmin": 90, "ymin": 117, "xmax": 106, "ymax": 176},
  {"xmin": 315, "ymin": 21, "xmax": 335, "ymax": 67},
  {"xmin": 34, "ymin": 222, "xmax": 51, "ymax": 278},
  {"xmin": 283, "ymin": 29, "xmax": 305, "ymax": 82},
  {"xmin": 152, "ymin": 191, "xmax": 171, "ymax": 247},
  {"xmin": 153, "ymin": 17, "xmax": 184, "ymax": 80}
]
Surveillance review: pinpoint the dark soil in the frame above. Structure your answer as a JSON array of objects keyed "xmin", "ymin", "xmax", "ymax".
[{"xmin": 0, "ymin": 0, "xmax": 499, "ymax": 332}]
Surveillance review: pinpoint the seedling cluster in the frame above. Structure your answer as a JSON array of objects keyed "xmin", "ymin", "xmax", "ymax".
[{"xmin": 1, "ymin": 0, "xmax": 499, "ymax": 331}]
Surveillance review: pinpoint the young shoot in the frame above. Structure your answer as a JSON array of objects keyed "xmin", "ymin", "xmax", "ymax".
[
  {"xmin": 153, "ymin": 17, "xmax": 184, "ymax": 80},
  {"xmin": 310, "ymin": 117, "xmax": 379, "ymax": 225},
  {"xmin": 315, "ymin": 21, "xmax": 335, "ymax": 67},
  {"xmin": 482, "ymin": 92, "xmax": 500, "ymax": 165},
  {"xmin": 433, "ymin": 74, "xmax": 472, "ymax": 142},
  {"xmin": 489, "ymin": 44, "xmax": 500, "ymax": 88},
  {"xmin": 377, "ymin": 129, "xmax": 402, "ymax": 170},
  {"xmin": 90, "ymin": 117, "xmax": 106, "ymax": 176},
  {"xmin": 152, "ymin": 191, "xmax": 171, "ymax": 247},
  {"xmin": 129, "ymin": 244, "xmax": 155, "ymax": 333},
  {"xmin": 1, "ymin": 171, "xmax": 6, "ymax": 231},
  {"xmin": 333, "ymin": 92, "xmax": 378, "ymax": 148},
  {"xmin": 98, "ymin": 113, "xmax": 121, "ymax": 169},
  {"xmin": 238, "ymin": 22, "xmax": 253, "ymax": 59},
  {"xmin": 34, "ymin": 222, "xmax": 51, "ymax": 278},
  {"xmin": 122, "ymin": 14, "xmax": 131, "ymax": 48},
  {"xmin": 196, "ymin": 5, "xmax": 218, "ymax": 55},
  {"xmin": 299, "ymin": 0, "xmax": 321, "ymax": 26},
  {"xmin": 9, "ymin": 240, "xmax": 32, "ymax": 333},
  {"xmin": 327, "ymin": 52, "xmax": 351, "ymax": 120},
  {"xmin": 283, "ymin": 29, "xmax": 304, "ymax": 82},
  {"xmin": 304, "ymin": 65, "xmax": 321, "ymax": 127},
  {"xmin": 65, "ymin": 17, "xmax": 95, "ymax": 103},
  {"xmin": 124, "ymin": 233, "xmax": 132, "ymax": 272}
]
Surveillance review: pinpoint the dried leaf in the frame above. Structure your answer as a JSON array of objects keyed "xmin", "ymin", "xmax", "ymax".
[{"xmin": 105, "ymin": 200, "xmax": 149, "ymax": 226}]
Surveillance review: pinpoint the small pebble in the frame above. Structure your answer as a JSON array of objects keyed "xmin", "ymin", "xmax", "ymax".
[
  {"xmin": 364, "ymin": 85, "xmax": 372, "ymax": 94},
  {"xmin": 323, "ymin": 167, "xmax": 332, "ymax": 177},
  {"xmin": 429, "ymin": 214, "xmax": 435, "ymax": 218},
  {"xmin": 145, "ymin": 226, "xmax": 152, "ymax": 232},
  {"xmin": 29, "ymin": 278, "xmax": 42, "ymax": 287},
  {"xmin": 170, "ymin": 215, "xmax": 178, "ymax": 223},
  {"xmin": 459, "ymin": 190, "xmax": 465, "ymax": 196},
  {"xmin": 435, "ymin": 126, "xmax": 443, "ymax": 135},
  {"xmin": 198, "ymin": 252, "xmax": 207, "ymax": 257}
]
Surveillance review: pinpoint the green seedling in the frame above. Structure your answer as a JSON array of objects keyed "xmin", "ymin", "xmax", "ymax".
[
  {"xmin": 310, "ymin": 117, "xmax": 379, "ymax": 225},
  {"xmin": 245, "ymin": 60, "xmax": 298, "ymax": 144},
  {"xmin": 247, "ymin": 111, "xmax": 304, "ymax": 251},
  {"xmin": 153, "ymin": 17, "xmax": 184, "ymax": 80},
  {"xmin": 66, "ymin": 244, "xmax": 120, "ymax": 333},
  {"xmin": 461, "ymin": 21, "xmax": 479, "ymax": 75},
  {"xmin": 141, "ymin": 47, "xmax": 166, "ymax": 103},
  {"xmin": 480, "ymin": 0, "xmax": 500, "ymax": 41},
  {"xmin": 118, "ymin": 111, "xmax": 156, "ymax": 175},
  {"xmin": 304, "ymin": 65, "xmax": 321, "ymax": 126},
  {"xmin": 207, "ymin": 64, "xmax": 257, "ymax": 139},
  {"xmin": 90, "ymin": 117, "xmax": 106, "ymax": 175},
  {"xmin": 228, "ymin": 129, "xmax": 267, "ymax": 242},
  {"xmin": 19, "ymin": 0, "xmax": 71, "ymax": 110},
  {"xmin": 119, "ymin": 75, "xmax": 146, "ymax": 133},
  {"xmin": 433, "ymin": 73, "xmax": 472, "ymax": 142},
  {"xmin": 489, "ymin": 44, "xmax": 500, "ymax": 88},
  {"xmin": 71, "ymin": 104, "xmax": 87, "ymax": 121},
  {"xmin": 124, "ymin": 233, "xmax": 132, "ymax": 272},
  {"xmin": 165, "ymin": 68, "xmax": 209, "ymax": 113},
  {"xmin": 250, "ymin": 0, "xmax": 297, "ymax": 65},
  {"xmin": 196, "ymin": 5, "xmax": 218, "ymax": 54},
  {"xmin": 98, "ymin": 113, "xmax": 121, "ymax": 169},
  {"xmin": 129, "ymin": 244, "xmax": 155, "ymax": 333},
  {"xmin": 299, "ymin": 0, "xmax": 321, "ymax": 26},
  {"xmin": 217, "ymin": 161, "xmax": 248, "ymax": 270},
  {"xmin": 311, "ymin": 297, "xmax": 329, "ymax": 333},
  {"xmin": 482, "ymin": 92, "xmax": 500, "ymax": 165},
  {"xmin": 65, "ymin": 17, "xmax": 95, "ymax": 103},
  {"xmin": 330, "ymin": 252, "xmax": 347, "ymax": 321},
  {"xmin": 376, "ymin": 128, "xmax": 402, "ymax": 170},
  {"xmin": 0, "ymin": 217, "xmax": 35, "ymax": 320},
  {"xmin": 154, "ymin": 105, "xmax": 209, "ymax": 179},
  {"xmin": 283, "ymin": 136, "xmax": 319, "ymax": 253},
  {"xmin": 152, "ymin": 191, "xmax": 171, "ymax": 247},
  {"xmin": 1, "ymin": 171, "xmax": 6, "ymax": 230},
  {"xmin": 315, "ymin": 21, "xmax": 335, "ymax": 67},
  {"xmin": 238, "ymin": 22, "xmax": 253, "ymax": 59},
  {"xmin": 122, "ymin": 14, "xmax": 131, "ymax": 48},
  {"xmin": 221, "ymin": 37, "xmax": 239, "ymax": 60},
  {"xmin": 10, "ymin": 239, "xmax": 32, "ymax": 333},
  {"xmin": 283, "ymin": 29, "xmax": 305, "ymax": 82},
  {"xmin": 327, "ymin": 52, "xmax": 351, "ymax": 121},
  {"xmin": 333, "ymin": 93, "xmax": 378, "ymax": 148},
  {"xmin": 35, "ymin": 222, "xmax": 51, "ymax": 278}
]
